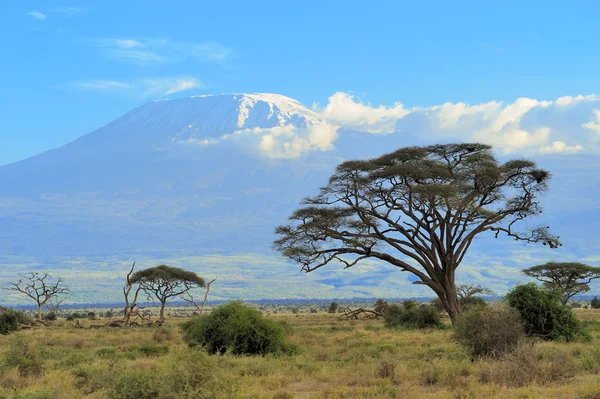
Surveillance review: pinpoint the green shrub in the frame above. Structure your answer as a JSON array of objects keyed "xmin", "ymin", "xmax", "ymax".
[
  {"xmin": 181, "ymin": 301, "xmax": 289, "ymax": 356},
  {"xmin": 384, "ymin": 303, "xmax": 442, "ymax": 329},
  {"xmin": 505, "ymin": 283, "xmax": 585, "ymax": 341},
  {"xmin": 43, "ymin": 312, "xmax": 57, "ymax": 321},
  {"xmin": 0, "ymin": 309, "xmax": 32, "ymax": 335},
  {"xmin": 453, "ymin": 304, "xmax": 523, "ymax": 358},
  {"xmin": 591, "ymin": 296, "xmax": 600, "ymax": 309}
]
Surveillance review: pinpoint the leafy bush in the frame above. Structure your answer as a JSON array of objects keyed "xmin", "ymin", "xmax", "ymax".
[
  {"xmin": 402, "ymin": 299, "xmax": 419, "ymax": 310},
  {"xmin": 453, "ymin": 304, "xmax": 523, "ymax": 358},
  {"xmin": 181, "ymin": 301, "xmax": 290, "ymax": 356},
  {"xmin": 505, "ymin": 283, "xmax": 585, "ymax": 341},
  {"xmin": 44, "ymin": 312, "xmax": 57, "ymax": 321},
  {"xmin": 591, "ymin": 296, "xmax": 600, "ymax": 309},
  {"xmin": 0, "ymin": 309, "xmax": 32, "ymax": 335},
  {"xmin": 384, "ymin": 303, "xmax": 442, "ymax": 329}
]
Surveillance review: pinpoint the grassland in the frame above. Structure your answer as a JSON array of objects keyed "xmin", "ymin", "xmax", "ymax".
[{"xmin": 2, "ymin": 310, "xmax": 600, "ymax": 398}]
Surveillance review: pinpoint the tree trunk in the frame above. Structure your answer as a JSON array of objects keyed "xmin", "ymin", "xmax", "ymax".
[
  {"xmin": 37, "ymin": 304, "xmax": 42, "ymax": 321},
  {"xmin": 435, "ymin": 270, "xmax": 461, "ymax": 325},
  {"xmin": 159, "ymin": 301, "xmax": 166, "ymax": 322}
]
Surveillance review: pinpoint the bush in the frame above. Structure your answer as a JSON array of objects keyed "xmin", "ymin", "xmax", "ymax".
[
  {"xmin": 0, "ymin": 309, "xmax": 32, "ymax": 335},
  {"xmin": 384, "ymin": 303, "xmax": 442, "ymax": 329},
  {"xmin": 591, "ymin": 296, "xmax": 600, "ymax": 309},
  {"xmin": 44, "ymin": 312, "xmax": 57, "ymax": 321},
  {"xmin": 181, "ymin": 301, "xmax": 290, "ymax": 356},
  {"xmin": 458, "ymin": 296, "xmax": 487, "ymax": 312},
  {"xmin": 453, "ymin": 304, "xmax": 524, "ymax": 358},
  {"xmin": 505, "ymin": 283, "xmax": 585, "ymax": 341}
]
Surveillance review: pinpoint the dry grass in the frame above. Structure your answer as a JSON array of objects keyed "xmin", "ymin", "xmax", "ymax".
[{"xmin": 0, "ymin": 309, "xmax": 599, "ymax": 398}]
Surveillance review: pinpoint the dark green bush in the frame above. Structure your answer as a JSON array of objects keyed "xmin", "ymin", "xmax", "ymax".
[
  {"xmin": 181, "ymin": 301, "xmax": 290, "ymax": 356},
  {"xmin": 453, "ymin": 304, "xmax": 523, "ymax": 358},
  {"xmin": 44, "ymin": 312, "xmax": 57, "ymax": 321},
  {"xmin": 384, "ymin": 303, "xmax": 442, "ymax": 329},
  {"xmin": 0, "ymin": 309, "xmax": 32, "ymax": 335},
  {"xmin": 505, "ymin": 283, "xmax": 585, "ymax": 341},
  {"xmin": 591, "ymin": 296, "xmax": 600, "ymax": 309}
]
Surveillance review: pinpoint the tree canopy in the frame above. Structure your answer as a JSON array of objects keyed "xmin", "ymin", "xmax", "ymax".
[
  {"xmin": 274, "ymin": 143, "xmax": 559, "ymax": 322},
  {"xmin": 131, "ymin": 265, "xmax": 205, "ymax": 322},
  {"xmin": 523, "ymin": 262, "xmax": 600, "ymax": 304}
]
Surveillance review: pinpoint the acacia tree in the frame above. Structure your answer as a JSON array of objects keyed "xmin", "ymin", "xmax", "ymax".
[
  {"xmin": 130, "ymin": 265, "xmax": 205, "ymax": 323},
  {"xmin": 5, "ymin": 272, "xmax": 70, "ymax": 321},
  {"xmin": 523, "ymin": 262, "xmax": 600, "ymax": 304},
  {"xmin": 275, "ymin": 143, "xmax": 560, "ymax": 323}
]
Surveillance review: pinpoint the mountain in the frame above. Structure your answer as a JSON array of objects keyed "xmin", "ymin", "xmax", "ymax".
[
  {"xmin": 0, "ymin": 94, "xmax": 335, "ymax": 256},
  {"xmin": 1, "ymin": 93, "xmax": 599, "ymax": 304}
]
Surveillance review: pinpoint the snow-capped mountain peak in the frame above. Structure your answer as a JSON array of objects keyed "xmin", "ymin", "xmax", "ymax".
[{"xmin": 107, "ymin": 93, "xmax": 321, "ymax": 141}]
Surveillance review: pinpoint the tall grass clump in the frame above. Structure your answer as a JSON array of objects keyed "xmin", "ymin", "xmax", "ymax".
[
  {"xmin": 384, "ymin": 302, "xmax": 442, "ymax": 329},
  {"xmin": 181, "ymin": 301, "xmax": 292, "ymax": 356},
  {"xmin": 505, "ymin": 283, "xmax": 587, "ymax": 341},
  {"xmin": 453, "ymin": 304, "xmax": 523, "ymax": 358}
]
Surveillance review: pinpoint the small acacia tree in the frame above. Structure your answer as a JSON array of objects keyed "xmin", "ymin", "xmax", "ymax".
[
  {"xmin": 130, "ymin": 265, "xmax": 205, "ymax": 323},
  {"xmin": 328, "ymin": 302, "xmax": 339, "ymax": 314},
  {"xmin": 5, "ymin": 272, "xmax": 70, "ymax": 321},
  {"xmin": 275, "ymin": 143, "xmax": 560, "ymax": 323},
  {"xmin": 523, "ymin": 262, "xmax": 600, "ymax": 304}
]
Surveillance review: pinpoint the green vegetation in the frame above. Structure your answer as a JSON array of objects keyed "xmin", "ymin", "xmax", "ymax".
[
  {"xmin": 453, "ymin": 304, "xmax": 524, "ymax": 358},
  {"xmin": 505, "ymin": 283, "xmax": 586, "ymax": 341},
  {"xmin": 0, "ymin": 309, "xmax": 32, "ymax": 335},
  {"xmin": 523, "ymin": 262, "xmax": 600, "ymax": 304},
  {"xmin": 181, "ymin": 301, "xmax": 292, "ymax": 356},
  {"xmin": 384, "ymin": 302, "xmax": 442, "ymax": 329},
  {"xmin": 1, "ymin": 311, "xmax": 600, "ymax": 398}
]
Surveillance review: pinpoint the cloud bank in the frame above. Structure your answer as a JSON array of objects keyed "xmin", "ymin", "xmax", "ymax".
[
  {"xmin": 313, "ymin": 92, "xmax": 599, "ymax": 156},
  {"xmin": 197, "ymin": 92, "xmax": 600, "ymax": 159}
]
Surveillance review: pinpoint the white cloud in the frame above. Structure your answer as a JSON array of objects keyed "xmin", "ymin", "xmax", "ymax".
[
  {"xmin": 73, "ymin": 77, "xmax": 202, "ymax": 97},
  {"xmin": 26, "ymin": 11, "xmax": 46, "ymax": 21},
  {"xmin": 319, "ymin": 92, "xmax": 409, "ymax": 134},
  {"xmin": 582, "ymin": 110, "xmax": 600, "ymax": 134},
  {"xmin": 316, "ymin": 92, "xmax": 600, "ymax": 155},
  {"xmin": 203, "ymin": 122, "xmax": 340, "ymax": 159},
  {"xmin": 74, "ymin": 80, "xmax": 133, "ymax": 90},
  {"xmin": 90, "ymin": 38, "xmax": 234, "ymax": 66},
  {"xmin": 540, "ymin": 141, "xmax": 584, "ymax": 154},
  {"xmin": 144, "ymin": 77, "xmax": 201, "ymax": 96}
]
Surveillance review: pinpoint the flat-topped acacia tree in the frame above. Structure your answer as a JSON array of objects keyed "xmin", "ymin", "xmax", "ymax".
[
  {"xmin": 130, "ymin": 265, "xmax": 205, "ymax": 323},
  {"xmin": 274, "ymin": 143, "xmax": 560, "ymax": 323},
  {"xmin": 523, "ymin": 262, "xmax": 600, "ymax": 304}
]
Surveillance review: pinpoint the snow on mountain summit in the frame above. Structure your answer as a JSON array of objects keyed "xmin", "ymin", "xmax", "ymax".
[{"xmin": 107, "ymin": 93, "xmax": 321, "ymax": 141}]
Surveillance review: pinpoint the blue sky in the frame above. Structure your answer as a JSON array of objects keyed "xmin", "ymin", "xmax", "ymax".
[{"xmin": 2, "ymin": 1, "xmax": 600, "ymax": 166}]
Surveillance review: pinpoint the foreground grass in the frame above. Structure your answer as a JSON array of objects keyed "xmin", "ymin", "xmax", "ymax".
[{"xmin": 1, "ymin": 310, "xmax": 600, "ymax": 398}]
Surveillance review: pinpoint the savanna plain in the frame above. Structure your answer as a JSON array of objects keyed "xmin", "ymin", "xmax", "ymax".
[{"xmin": 2, "ymin": 309, "xmax": 600, "ymax": 399}]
